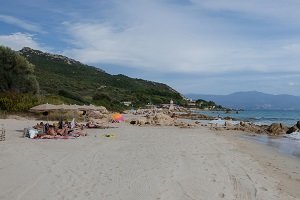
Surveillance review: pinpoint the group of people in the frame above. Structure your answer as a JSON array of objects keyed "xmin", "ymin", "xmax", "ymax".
[{"xmin": 32, "ymin": 119, "xmax": 87, "ymax": 139}]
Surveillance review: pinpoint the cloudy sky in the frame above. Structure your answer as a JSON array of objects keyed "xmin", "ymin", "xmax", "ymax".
[{"xmin": 1, "ymin": 0, "xmax": 300, "ymax": 95}]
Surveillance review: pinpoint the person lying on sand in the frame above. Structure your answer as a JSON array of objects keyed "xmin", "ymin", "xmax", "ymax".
[
  {"xmin": 86, "ymin": 122, "xmax": 103, "ymax": 128},
  {"xmin": 56, "ymin": 127, "xmax": 69, "ymax": 136},
  {"xmin": 47, "ymin": 126, "xmax": 57, "ymax": 136}
]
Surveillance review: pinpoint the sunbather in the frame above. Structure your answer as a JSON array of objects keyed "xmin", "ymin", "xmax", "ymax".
[{"xmin": 47, "ymin": 126, "xmax": 57, "ymax": 136}]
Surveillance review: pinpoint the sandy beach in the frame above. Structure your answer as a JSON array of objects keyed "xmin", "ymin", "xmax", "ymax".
[{"xmin": 0, "ymin": 118, "xmax": 299, "ymax": 200}]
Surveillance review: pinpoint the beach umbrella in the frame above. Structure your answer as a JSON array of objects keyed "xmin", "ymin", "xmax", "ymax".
[{"xmin": 112, "ymin": 113, "xmax": 124, "ymax": 122}]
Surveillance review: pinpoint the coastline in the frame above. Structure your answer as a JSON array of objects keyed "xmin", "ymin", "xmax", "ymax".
[
  {"xmin": 219, "ymin": 130, "xmax": 300, "ymax": 198},
  {"xmin": 0, "ymin": 118, "xmax": 299, "ymax": 199}
]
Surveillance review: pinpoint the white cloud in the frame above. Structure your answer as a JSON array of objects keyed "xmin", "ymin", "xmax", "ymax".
[
  {"xmin": 0, "ymin": 14, "xmax": 46, "ymax": 33},
  {"xmin": 0, "ymin": 32, "xmax": 43, "ymax": 50},
  {"xmin": 191, "ymin": 0, "xmax": 300, "ymax": 25},
  {"xmin": 60, "ymin": 0, "xmax": 300, "ymax": 74}
]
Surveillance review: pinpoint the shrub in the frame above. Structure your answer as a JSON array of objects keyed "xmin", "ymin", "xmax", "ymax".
[
  {"xmin": 0, "ymin": 46, "xmax": 39, "ymax": 94},
  {"xmin": 0, "ymin": 92, "xmax": 41, "ymax": 112}
]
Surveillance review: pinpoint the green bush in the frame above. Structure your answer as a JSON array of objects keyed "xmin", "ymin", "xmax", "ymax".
[
  {"xmin": 0, "ymin": 46, "xmax": 39, "ymax": 94},
  {"xmin": 58, "ymin": 89, "xmax": 88, "ymax": 104},
  {"xmin": 0, "ymin": 92, "xmax": 41, "ymax": 112}
]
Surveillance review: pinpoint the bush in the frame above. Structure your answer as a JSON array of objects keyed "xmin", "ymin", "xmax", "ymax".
[
  {"xmin": 0, "ymin": 92, "xmax": 41, "ymax": 112},
  {"xmin": 58, "ymin": 89, "xmax": 88, "ymax": 104},
  {"xmin": 0, "ymin": 46, "xmax": 39, "ymax": 93}
]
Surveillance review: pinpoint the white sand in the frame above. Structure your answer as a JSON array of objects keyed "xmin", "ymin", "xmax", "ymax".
[{"xmin": 0, "ymin": 119, "xmax": 299, "ymax": 200}]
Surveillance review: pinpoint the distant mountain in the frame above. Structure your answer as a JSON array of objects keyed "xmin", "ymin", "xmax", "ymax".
[
  {"xmin": 186, "ymin": 91, "xmax": 300, "ymax": 110},
  {"xmin": 19, "ymin": 47, "xmax": 185, "ymax": 110}
]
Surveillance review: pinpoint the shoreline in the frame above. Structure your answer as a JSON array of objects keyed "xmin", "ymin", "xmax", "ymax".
[
  {"xmin": 194, "ymin": 109, "xmax": 300, "ymax": 126},
  {"xmin": 226, "ymin": 131, "xmax": 300, "ymax": 197},
  {"xmin": 0, "ymin": 118, "xmax": 299, "ymax": 199}
]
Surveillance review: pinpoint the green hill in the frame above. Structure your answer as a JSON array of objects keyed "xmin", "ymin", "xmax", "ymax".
[{"xmin": 19, "ymin": 47, "xmax": 185, "ymax": 110}]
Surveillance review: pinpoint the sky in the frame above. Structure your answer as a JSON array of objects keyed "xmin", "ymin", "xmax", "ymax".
[{"xmin": 1, "ymin": 0, "xmax": 300, "ymax": 95}]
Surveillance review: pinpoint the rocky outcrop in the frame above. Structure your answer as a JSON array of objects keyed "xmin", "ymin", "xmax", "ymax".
[
  {"xmin": 286, "ymin": 121, "xmax": 300, "ymax": 134},
  {"xmin": 88, "ymin": 111, "xmax": 110, "ymax": 124},
  {"xmin": 296, "ymin": 121, "xmax": 300, "ymax": 129},
  {"xmin": 129, "ymin": 112, "xmax": 195, "ymax": 128},
  {"xmin": 177, "ymin": 113, "xmax": 215, "ymax": 120},
  {"xmin": 130, "ymin": 113, "xmax": 174, "ymax": 126},
  {"xmin": 266, "ymin": 123, "xmax": 288, "ymax": 135},
  {"xmin": 210, "ymin": 120, "xmax": 299, "ymax": 136},
  {"xmin": 152, "ymin": 113, "xmax": 175, "ymax": 126}
]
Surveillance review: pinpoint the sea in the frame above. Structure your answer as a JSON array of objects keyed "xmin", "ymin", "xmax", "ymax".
[
  {"xmin": 196, "ymin": 110, "xmax": 300, "ymax": 126},
  {"xmin": 195, "ymin": 110, "xmax": 300, "ymax": 158}
]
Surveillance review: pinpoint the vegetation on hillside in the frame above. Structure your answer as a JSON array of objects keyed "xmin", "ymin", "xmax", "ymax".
[
  {"xmin": 0, "ymin": 46, "xmax": 186, "ymax": 111},
  {"xmin": 0, "ymin": 46, "xmax": 41, "ymax": 112},
  {"xmin": 0, "ymin": 46, "xmax": 39, "ymax": 94},
  {"xmin": 195, "ymin": 99, "xmax": 225, "ymax": 110},
  {"xmin": 18, "ymin": 47, "xmax": 185, "ymax": 111}
]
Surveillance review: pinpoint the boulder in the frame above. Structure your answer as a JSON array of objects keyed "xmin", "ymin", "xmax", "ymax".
[
  {"xmin": 240, "ymin": 121, "xmax": 246, "ymax": 127},
  {"xmin": 89, "ymin": 117, "xmax": 109, "ymax": 124},
  {"xmin": 153, "ymin": 113, "xmax": 174, "ymax": 126},
  {"xmin": 267, "ymin": 123, "xmax": 287, "ymax": 135},
  {"xmin": 130, "ymin": 120, "xmax": 137, "ymax": 125},
  {"xmin": 88, "ymin": 111, "xmax": 109, "ymax": 119},
  {"xmin": 97, "ymin": 106, "xmax": 109, "ymax": 114},
  {"xmin": 137, "ymin": 117, "xmax": 148, "ymax": 125},
  {"xmin": 287, "ymin": 125, "xmax": 299, "ymax": 134},
  {"xmin": 297, "ymin": 121, "xmax": 300, "ymax": 129}
]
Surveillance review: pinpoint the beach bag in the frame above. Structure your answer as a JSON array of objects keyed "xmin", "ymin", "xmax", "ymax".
[{"xmin": 28, "ymin": 128, "xmax": 38, "ymax": 139}]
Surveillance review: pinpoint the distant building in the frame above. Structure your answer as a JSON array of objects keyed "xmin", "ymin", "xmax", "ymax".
[
  {"xmin": 169, "ymin": 99, "xmax": 174, "ymax": 111},
  {"xmin": 145, "ymin": 104, "xmax": 157, "ymax": 109},
  {"xmin": 122, "ymin": 101, "xmax": 132, "ymax": 106},
  {"xmin": 187, "ymin": 100, "xmax": 196, "ymax": 107}
]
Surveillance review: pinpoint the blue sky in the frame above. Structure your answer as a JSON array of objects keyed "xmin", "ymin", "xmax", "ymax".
[{"xmin": 1, "ymin": 0, "xmax": 300, "ymax": 95}]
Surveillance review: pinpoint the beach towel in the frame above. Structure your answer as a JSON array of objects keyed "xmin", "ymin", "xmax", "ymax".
[{"xmin": 35, "ymin": 135, "xmax": 77, "ymax": 139}]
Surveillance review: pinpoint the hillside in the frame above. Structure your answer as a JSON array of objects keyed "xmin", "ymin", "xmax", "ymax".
[
  {"xmin": 19, "ymin": 47, "xmax": 185, "ymax": 110},
  {"xmin": 186, "ymin": 91, "xmax": 300, "ymax": 110}
]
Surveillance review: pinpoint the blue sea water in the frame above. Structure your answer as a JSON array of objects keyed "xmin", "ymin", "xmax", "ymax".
[
  {"xmin": 196, "ymin": 110, "xmax": 300, "ymax": 126},
  {"xmin": 196, "ymin": 110, "xmax": 300, "ymax": 158}
]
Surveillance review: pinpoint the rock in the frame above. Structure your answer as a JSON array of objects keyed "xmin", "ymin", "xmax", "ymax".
[
  {"xmin": 130, "ymin": 120, "xmax": 136, "ymax": 125},
  {"xmin": 177, "ymin": 113, "xmax": 215, "ymax": 120},
  {"xmin": 224, "ymin": 121, "xmax": 234, "ymax": 127},
  {"xmin": 89, "ymin": 117, "xmax": 109, "ymax": 124},
  {"xmin": 287, "ymin": 125, "xmax": 299, "ymax": 134},
  {"xmin": 240, "ymin": 121, "xmax": 246, "ymax": 127},
  {"xmin": 297, "ymin": 121, "xmax": 300, "ymax": 129},
  {"xmin": 153, "ymin": 113, "xmax": 174, "ymax": 126},
  {"xmin": 137, "ymin": 117, "xmax": 148, "ymax": 125},
  {"xmin": 97, "ymin": 106, "xmax": 109, "ymax": 114},
  {"xmin": 267, "ymin": 123, "xmax": 287, "ymax": 135},
  {"xmin": 88, "ymin": 111, "xmax": 109, "ymax": 119}
]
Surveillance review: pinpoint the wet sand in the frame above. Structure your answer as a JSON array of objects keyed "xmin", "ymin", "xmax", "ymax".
[
  {"xmin": 0, "ymin": 119, "xmax": 299, "ymax": 200},
  {"xmin": 240, "ymin": 134, "xmax": 300, "ymax": 158}
]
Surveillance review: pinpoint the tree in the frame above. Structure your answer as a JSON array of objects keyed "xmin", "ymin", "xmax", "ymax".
[{"xmin": 0, "ymin": 46, "xmax": 39, "ymax": 94}]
